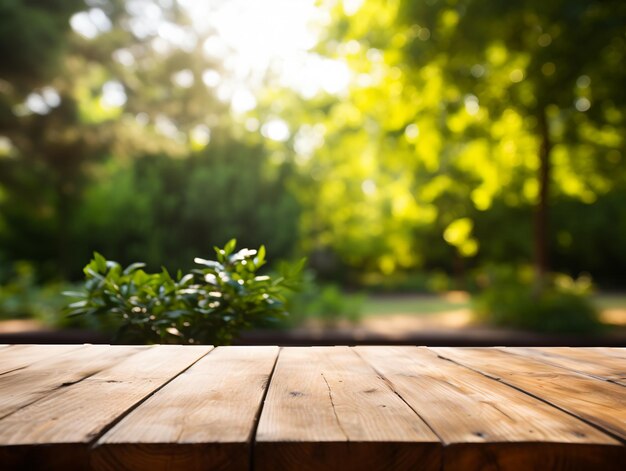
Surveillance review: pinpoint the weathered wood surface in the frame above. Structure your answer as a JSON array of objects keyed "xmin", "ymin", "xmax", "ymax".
[
  {"xmin": 255, "ymin": 346, "xmax": 440, "ymax": 470},
  {"xmin": 358, "ymin": 346, "xmax": 622, "ymax": 470},
  {"xmin": 0, "ymin": 345, "xmax": 623, "ymax": 470},
  {"xmin": 93, "ymin": 346, "xmax": 278, "ymax": 471},
  {"xmin": 433, "ymin": 347, "xmax": 626, "ymax": 441},
  {"xmin": 503, "ymin": 346, "xmax": 626, "ymax": 385},
  {"xmin": 0, "ymin": 345, "xmax": 211, "ymax": 470},
  {"xmin": 0, "ymin": 345, "xmax": 146, "ymax": 419}
]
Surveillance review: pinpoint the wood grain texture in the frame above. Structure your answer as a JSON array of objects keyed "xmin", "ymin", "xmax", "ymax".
[
  {"xmin": 357, "ymin": 346, "xmax": 623, "ymax": 470},
  {"xmin": 608, "ymin": 347, "xmax": 626, "ymax": 357},
  {"xmin": 591, "ymin": 347, "xmax": 626, "ymax": 360},
  {"xmin": 0, "ymin": 344, "xmax": 82, "ymax": 375},
  {"xmin": 0, "ymin": 346, "xmax": 623, "ymax": 470},
  {"xmin": 504, "ymin": 347, "xmax": 626, "ymax": 385},
  {"xmin": 433, "ymin": 347, "xmax": 626, "ymax": 442},
  {"xmin": 0, "ymin": 344, "xmax": 144, "ymax": 419},
  {"xmin": 255, "ymin": 346, "xmax": 441, "ymax": 471},
  {"xmin": 0, "ymin": 345, "xmax": 211, "ymax": 471},
  {"xmin": 92, "ymin": 346, "xmax": 279, "ymax": 471}
]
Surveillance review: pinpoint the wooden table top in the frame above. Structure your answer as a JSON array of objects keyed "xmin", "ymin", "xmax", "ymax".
[{"xmin": 0, "ymin": 345, "xmax": 623, "ymax": 470}]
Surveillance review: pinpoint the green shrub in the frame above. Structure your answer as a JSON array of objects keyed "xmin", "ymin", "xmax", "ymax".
[
  {"xmin": 474, "ymin": 266, "xmax": 600, "ymax": 333},
  {"xmin": 65, "ymin": 240, "xmax": 304, "ymax": 345}
]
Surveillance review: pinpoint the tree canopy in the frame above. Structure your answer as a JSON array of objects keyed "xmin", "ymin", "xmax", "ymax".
[{"xmin": 0, "ymin": 0, "xmax": 624, "ymax": 287}]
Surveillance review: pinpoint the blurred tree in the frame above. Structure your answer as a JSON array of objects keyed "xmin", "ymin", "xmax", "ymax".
[
  {"xmin": 0, "ymin": 0, "xmax": 89, "ymax": 277},
  {"xmin": 0, "ymin": 0, "xmax": 253, "ymax": 278},
  {"xmin": 279, "ymin": 0, "xmax": 625, "ymax": 284},
  {"xmin": 75, "ymin": 130, "xmax": 300, "ymax": 273},
  {"xmin": 398, "ymin": 0, "xmax": 626, "ymax": 283},
  {"xmin": 0, "ymin": 0, "xmax": 624, "ymax": 289},
  {"xmin": 0, "ymin": 0, "xmax": 84, "ymax": 90}
]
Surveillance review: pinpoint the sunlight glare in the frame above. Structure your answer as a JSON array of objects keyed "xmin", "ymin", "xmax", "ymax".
[
  {"xmin": 190, "ymin": 124, "xmax": 211, "ymax": 148},
  {"xmin": 202, "ymin": 70, "xmax": 221, "ymax": 88},
  {"xmin": 180, "ymin": 0, "xmax": 348, "ymax": 100},
  {"xmin": 231, "ymin": 89, "xmax": 258, "ymax": 114},
  {"xmin": 261, "ymin": 119, "xmax": 290, "ymax": 142},
  {"xmin": 70, "ymin": 8, "xmax": 112, "ymax": 39},
  {"xmin": 464, "ymin": 95, "xmax": 480, "ymax": 115},
  {"xmin": 101, "ymin": 81, "xmax": 127, "ymax": 108},
  {"xmin": 25, "ymin": 94, "xmax": 49, "ymax": 115},
  {"xmin": 362, "ymin": 179, "xmax": 377, "ymax": 196}
]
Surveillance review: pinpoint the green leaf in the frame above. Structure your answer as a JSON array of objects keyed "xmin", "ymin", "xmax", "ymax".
[
  {"xmin": 194, "ymin": 258, "xmax": 223, "ymax": 269},
  {"xmin": 85, "ymin": 268, "xmax": 106, "ymax": 281},
  {"xmin": 160, "ymin": 266, "xmax": 173, "ymax": 281},
  {"xmin": 255, "ymin": 245, "xmax": 266, "ymax": 267},
  {"xmin": 93, "ymin": 252, "xmax": 108, "ymax": 273},
  {"xmin": 68, "ymin": 300, "xmax": 88, "ymax": 308},
  {"xmin": 224, "ymin": 239, "xmax": 237, "ymax": 255},
  {"xmin": 178, "ymin": 273, "xmax": 194, "ymax": 285},
  {"xmin": 123, "ymin": 262, "xmax": 147, "ymax": 276}
]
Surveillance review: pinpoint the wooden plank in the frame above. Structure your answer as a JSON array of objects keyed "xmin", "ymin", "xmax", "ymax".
[
  {"xmin": 504, "ymin": 347, "xmax": 626, "ymax": 385},
  {"xmin": 609, "ymin": 347, "xmax": 626, "ymax": 355},
  {"xmin": 255, "ymin": 347, "xmax": 441, "ymax": 471},
  {"xmin": 0, "ymin": 344, "xmax": 83, "ymax": 375},
  {"xmin": 357, "ymin": 346, "xmax": 623, "ymax": 471},
  {"xmin": 0, "ymin": 345, "xmax": 211, "ymax": 471},
  {"xmin": 92, "ymin": 346, "xmax": 279, "ymax": 471},
  {"xmin": 595, "ymin": 347, "xmax": 626, "ymax": 360},
  {"xmin": 0, "ymin": 345, "xmax": 145, "ymax": 419},
  {"xmin": 433, "ymin": 347, "xmax": 626, "ymax": 442}
]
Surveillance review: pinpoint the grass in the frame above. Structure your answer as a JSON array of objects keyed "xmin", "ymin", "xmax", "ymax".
[
  {"xmin": 361, "ymin": 292, "xmax": 626, "ymax": 318},
  {"xmin": 362, "ymin": 293, "xmax": 470, "ymax": 317},
  {"xmin": 593, "ymin": 293, "xmax": 626, "ymax": 310}
]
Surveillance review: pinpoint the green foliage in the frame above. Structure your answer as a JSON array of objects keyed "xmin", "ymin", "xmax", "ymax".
[
  {"xmin": 65, "ymin": 240, "xmax": 305, "ymax": 345},
  {"xmin": 0, "ymin": 0, "xmax": 625, "ymax": 307},
  {"xmin": 0, "ymin": 262, "xmax": 118, "ymax": 332},
  {"xmin": 72, "ymin": 138, "xmax": 301, "ymax": 275},
  {"xmin": 1, "ymin": 133, "xmax": 301, "ymax": 279},
  {"xmin": 0, "ymin": 262, "xmax": 63, "ymax": 323},
  {"xmin": 0, "ymin": 0, "xmax": 84, "ymax": 89},
  {"xmin": 279, "ymin": 0, "xmax": 625, "ymax": 278},
  {"xmin": 474, "ymin": 266, "xmax": 600, "ymax": 333}
]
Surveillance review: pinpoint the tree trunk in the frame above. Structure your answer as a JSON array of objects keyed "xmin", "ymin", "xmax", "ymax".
[{"xmin": 534, "ymin": 107, "xmax": 551, "ymax": 289}]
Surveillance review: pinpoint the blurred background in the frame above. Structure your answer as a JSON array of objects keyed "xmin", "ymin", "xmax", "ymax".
[{"xmin": 0, "ymin": 0, "xmax": 625, "ymax": 343}]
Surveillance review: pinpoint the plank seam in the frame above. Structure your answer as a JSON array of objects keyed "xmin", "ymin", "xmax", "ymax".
[
  {"xmin": 351, "ymin": 348, "xmax": 446, "ymax": 447},
  {"xmin": 88, "ymin": 346, "xmax": 215, "ymax": 451},
  {"xmin": 431, "ymin": 349, "xmax": 626, "ymax": 445},
  {"xmin": 495, "ymin": 347, "xmax": 625, "ymax": 387},
  {"xmin": 249, "ymin": 346, "xmax": 281, "ymax": 471}
]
